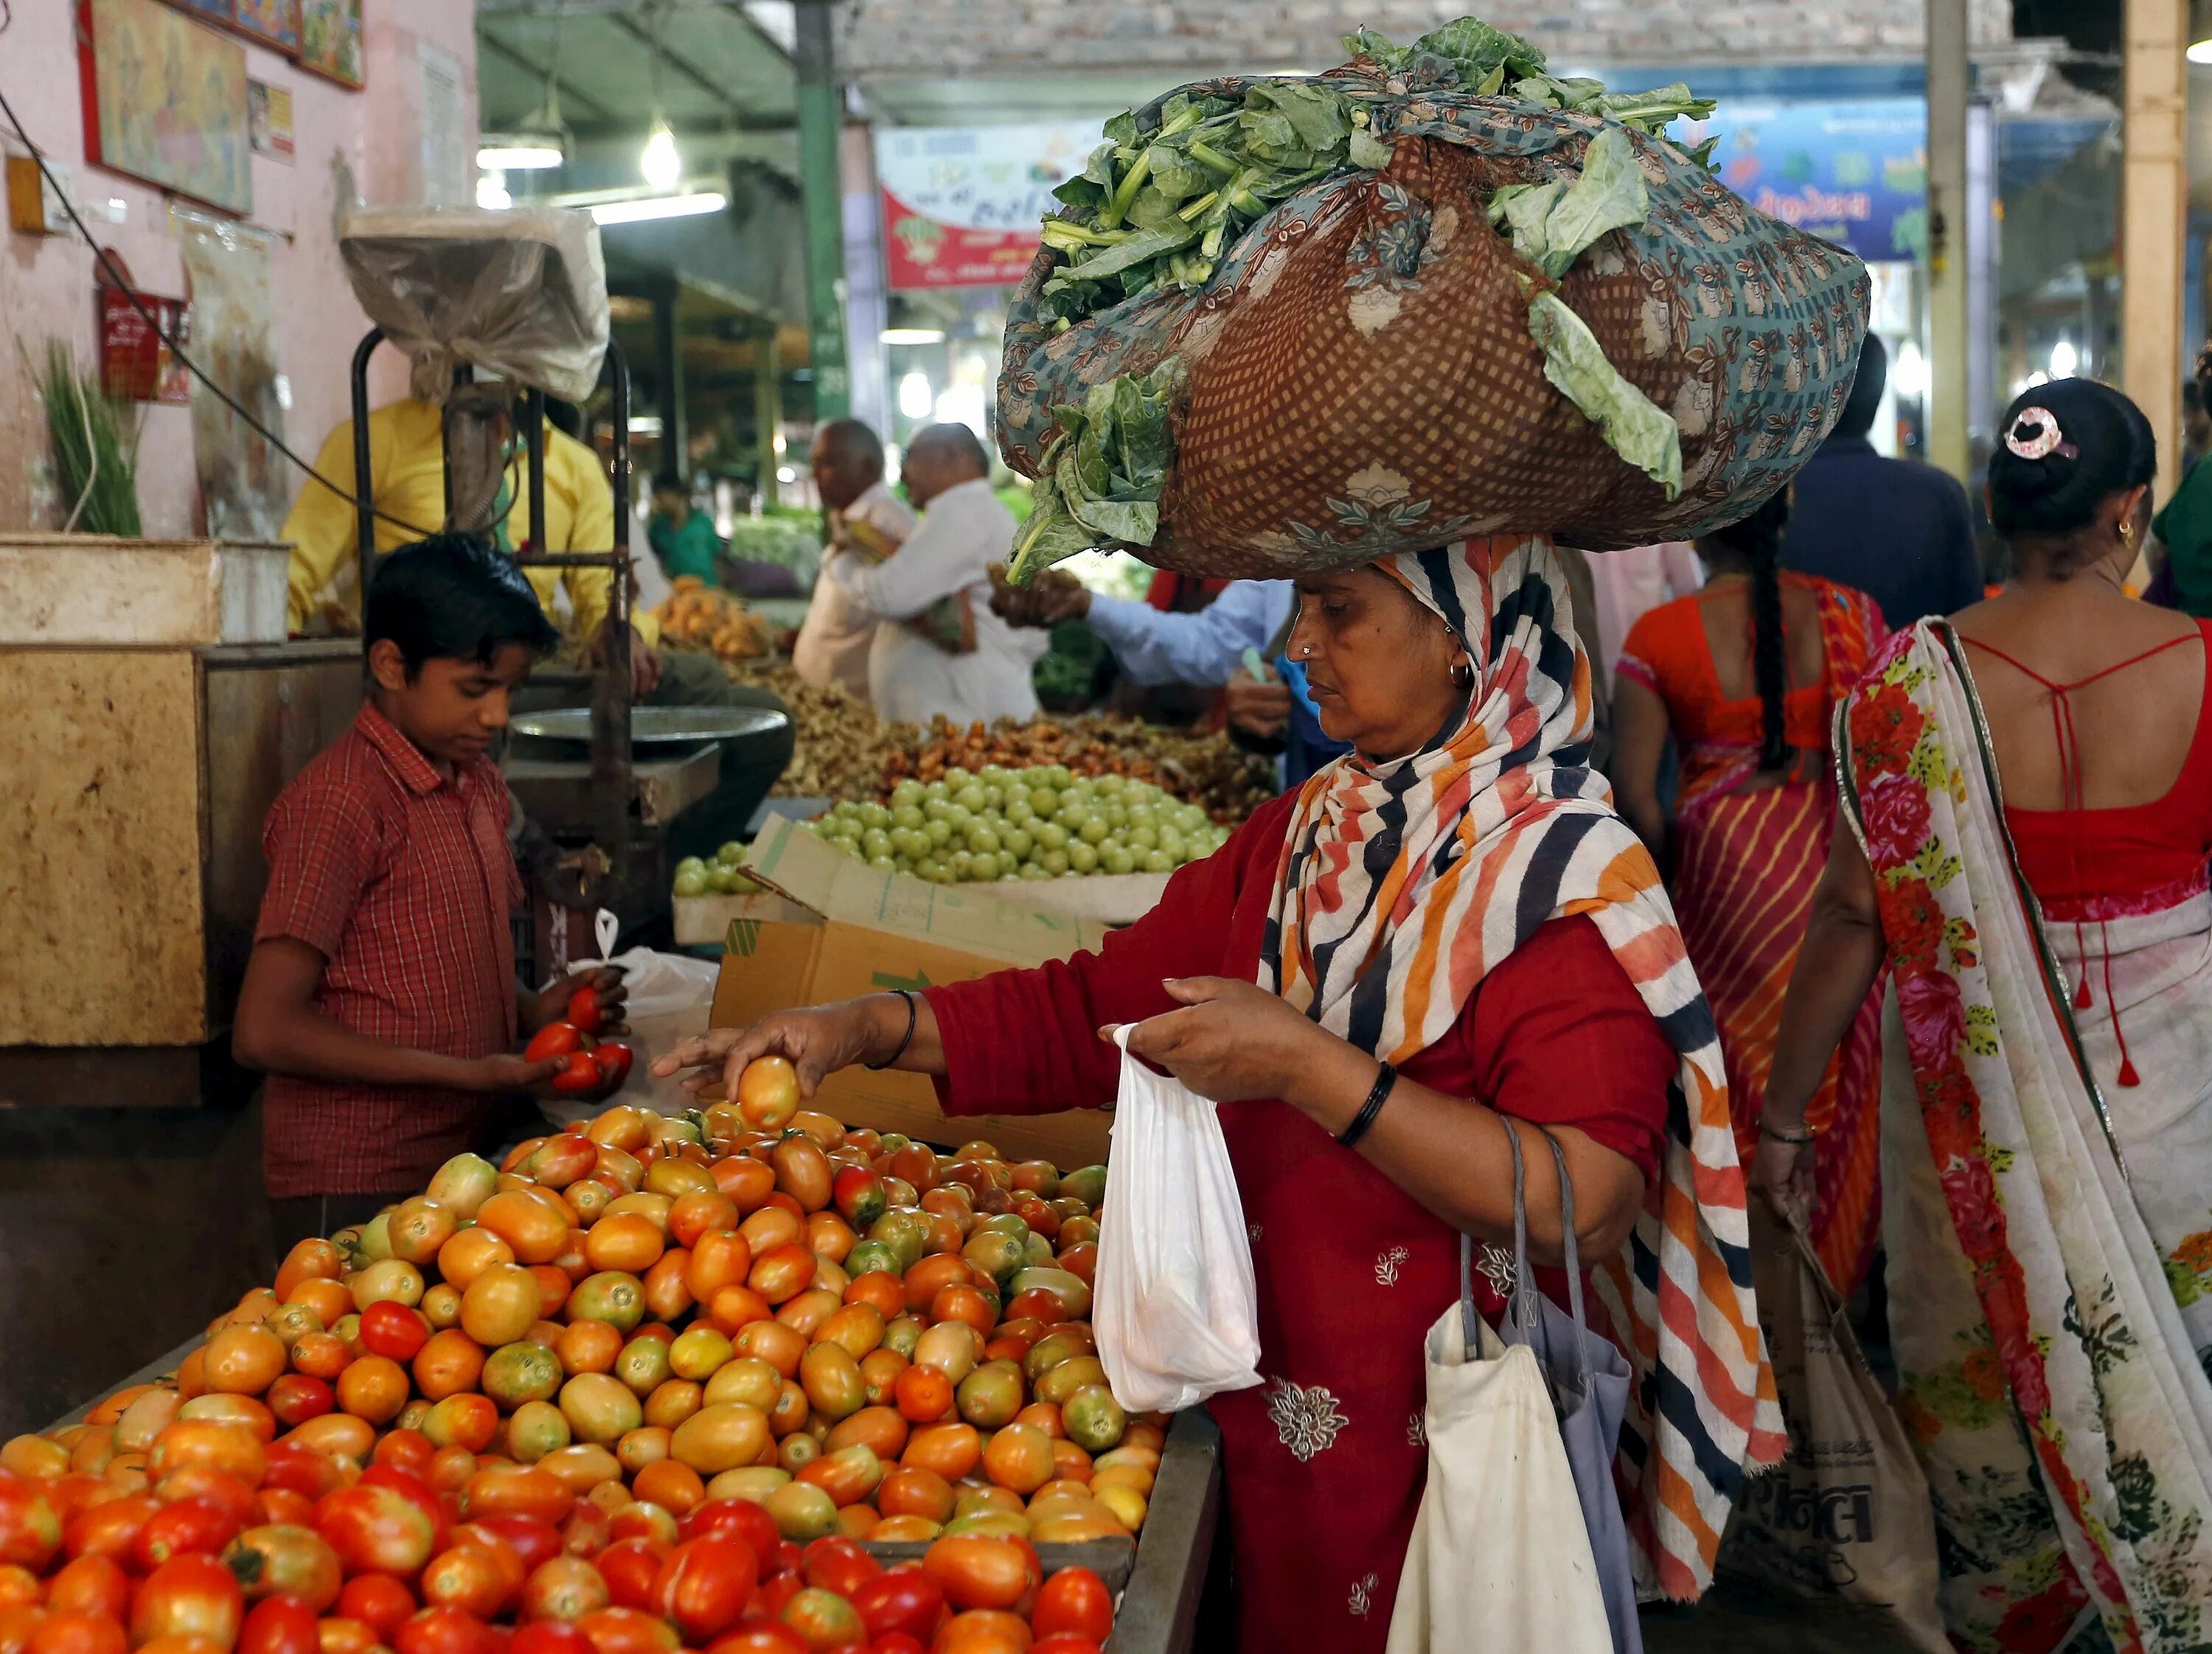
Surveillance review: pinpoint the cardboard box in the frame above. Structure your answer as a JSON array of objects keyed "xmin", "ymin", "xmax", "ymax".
[{"xmin": 709, "ymin": 817, "xmax": 1115, "ymax": 1167}]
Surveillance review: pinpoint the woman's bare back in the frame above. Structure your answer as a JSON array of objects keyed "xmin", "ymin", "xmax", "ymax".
[{"xmin": 1952, "ymin": 587, "xmax": 2205, "ymax": 811}]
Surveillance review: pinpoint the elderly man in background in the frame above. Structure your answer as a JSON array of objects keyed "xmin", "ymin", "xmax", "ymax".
[
  {"xmin": 793, "ymin": 420, "xmax": 911, "ymax": 697},
  {"xmin": 825, "ymin": 425, "xmax": 1043, "ymax": 727}
]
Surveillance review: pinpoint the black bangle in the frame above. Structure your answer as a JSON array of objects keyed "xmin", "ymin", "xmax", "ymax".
[
  {"xmin": 866, "ymin": 990, "xmax": 917, "ymax": 1070},
  {"xmin": 1337, "ymin": 1060, "xmax": 1397, "ymax": 1149}
]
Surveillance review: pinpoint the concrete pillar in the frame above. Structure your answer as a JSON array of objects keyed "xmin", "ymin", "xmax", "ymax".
[
  {"xmin": 2122, "ymin": 0, "xmax": 2188, "ymax": 504},
  {"xmin": 755, "ymin": 328, "xmax": 782, "ymax": 511},
  {"xmin": 1925, "ymin": 0, "xmax": 1971, "ymax": 482},
  {"xmin": 841, "ymin": 122, "xmax": 892, "ymax": 441},
  {"xmin": 796, "ymin": 0, "xmax": 851, "ymax": 421}
]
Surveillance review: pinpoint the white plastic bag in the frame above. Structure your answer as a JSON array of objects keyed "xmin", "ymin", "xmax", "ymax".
[
  {"xmin": 1093, "ymin": 1025, "xmax": 1263, "ymax": 1413},
  {"xmin": 538, "ymin": 914, "xmax": 720, "ymax": 1125}
]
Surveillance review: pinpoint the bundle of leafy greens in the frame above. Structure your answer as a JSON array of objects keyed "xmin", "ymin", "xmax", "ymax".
[
  {"xmin": 1011, "ymin": 17, "xmax": 1713, "ymax": 579},
  {"xmin": 1008, "ymin": 357, "xmax": 1186, "ymax": 585}
]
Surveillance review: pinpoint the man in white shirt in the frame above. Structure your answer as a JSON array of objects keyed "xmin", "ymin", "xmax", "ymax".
[
  {"xmin": 827, "ymin": 425, "xmax": 1043, "ymax": 727},
  {"xmin": 793, "ymin": 420, "xmax": 912, "ymax": 698}
]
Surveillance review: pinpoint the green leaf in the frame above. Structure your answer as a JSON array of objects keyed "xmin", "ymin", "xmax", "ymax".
[
  {"xmin": 1599, "ymin": 83, "xmax": 1717, "ymax": 131},
  {"xmin": 1349, "ymin": 129, "xmax": 1392, "ymax": 170},
  {"xmin": 1405, "ymin": 17, "xmax": 1549, "ymax": 83},
  {"xmin": 1065, "ymin": 220, "xmax": 1198, "ymax": 282},
  {"xmin": 1103, "ymin": 111, "xmax": 1138, "ymax": 148},
  {"xmin": 1006, "ymin": 356, "xmax": 1186, "ymax": 584},
  {"xmin": 1475, "ymin": 63, "xmax": 1508, "ymax": 97},
  {"xmin": 1149, "ymin": 147, "xmax": 1206, "ymax": 201},
  {"xmin": 1527, "ymin": 291, "xmax": 1681, "ymax": 497},
  {"xmin": 1127, "ymin": 187, "xmax": 1185, "ymax": 230},
  {"xmin": 1537, "ymin": 127, "xmax": 1648, "ymax": 272},
  {"xmin": 1247, "ymin": 82, "xmax": 1352, "ymax": 151}
]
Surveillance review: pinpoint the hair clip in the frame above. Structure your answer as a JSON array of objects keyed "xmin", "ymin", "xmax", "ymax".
[{"xmin": 2006, "ymin": 406, "xmax": 2076, "ymax": 462}]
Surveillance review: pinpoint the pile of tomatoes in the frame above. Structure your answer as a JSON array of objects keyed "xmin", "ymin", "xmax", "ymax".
[
  {"xmin": 522, "ymin": 990, "xmax": 633, "ymax": 1102},
  {"xmin": 0, "ymin": 1074, "xmax": 1155, "ymax": 1654},
  {"xmin": 0, "ymin": 1422, "xmax": 1116, "ymax": 1653}
]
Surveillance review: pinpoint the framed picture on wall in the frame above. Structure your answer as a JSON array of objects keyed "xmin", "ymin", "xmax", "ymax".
[
  {"xmin": 168, "ymin": 0, "xmax": 234, "ymax": 23},
  {"xmin": 79, "ymin": 0, "xmax": 254, "ymax": 216},
  {"xmin": 297, "ymin": 0, "xmax": 362, "ymax": 89},
  {"xmin": 230, "ymin": 0, "xmax": 300, "ymax": 53}
]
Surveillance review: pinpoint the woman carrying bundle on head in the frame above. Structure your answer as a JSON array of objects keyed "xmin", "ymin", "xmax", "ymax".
[
  {"xmin": 1763, "ymin": 378, "xmax": 2212, "ymax": 1647},
  {"xmin": 1610, "ymin": 494, "xmax": 1889, "ymax": 1293}
]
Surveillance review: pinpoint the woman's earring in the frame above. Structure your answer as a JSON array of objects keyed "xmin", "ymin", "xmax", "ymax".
[
  {"xmin": 1451, "ymin": 656, "xmax": 1475, "ymax": 690},
  {"xmin": 2121, "ymin": 518, "xmax": 2136, "ymax": 546}
]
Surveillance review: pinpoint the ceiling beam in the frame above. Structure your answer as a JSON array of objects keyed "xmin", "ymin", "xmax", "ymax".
[
  {"xmin": 476, "ymin": 31, "xmax": 616, "ymax": 122},
  {"xmin": 602, "ymin": 9, "xmax": 787, "ymax": 128}
]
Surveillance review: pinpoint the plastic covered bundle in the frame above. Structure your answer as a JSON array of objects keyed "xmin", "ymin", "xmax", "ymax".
[
  {"xmin": 339, "ymin": 206, "xmax": 610, "ymax": 406},
  {"xmin": 998, "ymin": 32, "xmax": 1871, "ymax": 577}
]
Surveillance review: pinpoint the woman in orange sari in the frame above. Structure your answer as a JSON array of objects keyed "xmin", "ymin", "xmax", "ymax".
[{"xmin": 1611, "ymin": 493, "xmax": 1888, "ymax": 1290}]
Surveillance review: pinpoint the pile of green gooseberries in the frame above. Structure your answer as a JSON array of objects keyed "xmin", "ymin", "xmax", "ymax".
[
  {"xmin": 816, "ymin": 764, "xmax": 1231, "ymax": 885},
  {"xmin": 672, "ymin": 841, "xmax": 768, "ymax": 897}
]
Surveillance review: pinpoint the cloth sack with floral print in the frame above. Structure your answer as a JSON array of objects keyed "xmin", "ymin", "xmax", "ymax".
[
  {"xmin": 1093, "ymin": 1025, "xmax": 1264, "ymax": 1413},
  {"xmin": 997, "ymin": 46, "xmax": 1870, "ymax": 577},
  {"xmin": 1718, "ymin": 1199, "xmax": 1947, "ymax": 1654}
]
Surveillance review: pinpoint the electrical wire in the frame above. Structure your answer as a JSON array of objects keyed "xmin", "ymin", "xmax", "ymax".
[{"xmin": 0, "ymin": 80, "xmax": 436, "ymax": 541}]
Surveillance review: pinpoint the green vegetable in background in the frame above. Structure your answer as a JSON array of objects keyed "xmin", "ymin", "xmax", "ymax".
[
  {"xmin": 34, "ymin": 338, "xmax": 142, "ymax": 538},
  {"xmin": 1007, "ymin": 357, "xmax": 1186, "ymax": 585},
  {"xmin": 1528, "ymin": 293, "xmax": 1682, "ymax": 497}
]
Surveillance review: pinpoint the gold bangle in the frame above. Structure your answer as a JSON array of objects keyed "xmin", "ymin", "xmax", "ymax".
[{"xmin": 1758, "ymin": 1118, "xmax": 1815, "ymax": 1146}]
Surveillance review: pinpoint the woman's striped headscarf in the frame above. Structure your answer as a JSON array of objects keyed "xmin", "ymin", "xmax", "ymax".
[{"xmin": 1258, "ymin": 534, "xmax": 1784, "ymax": 1599}]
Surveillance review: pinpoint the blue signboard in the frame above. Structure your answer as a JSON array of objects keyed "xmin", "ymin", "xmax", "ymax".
[{"xmin": 1675, "ymin": 98, "xmax": 1927, "ymax": 264}]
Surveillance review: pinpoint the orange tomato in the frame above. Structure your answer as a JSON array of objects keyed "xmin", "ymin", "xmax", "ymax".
[
  {"xmin": 893, "ymin": 1365, "xmax": 954, "ymax": 1425},
  {"xmin": 330, "ymin": 1356, "xmax": 407, "ymax": 1428},
  {"xmin": 875, "ymin": 1466, "xmax": 955, "ymax": 1524},
  {"xmin": 582, "ymin": 1215, "xmax": 661, "ymax": 1276},
  {"xmin": 929, "ymin": 1287, "xmax": 996, "ymax": 1336},
  {"xmin": 665, "ymin": 1192, "xmax": 737, "ymax": 1250},
  {"xmin": 822, "ymin": 1407, "xmax": 905, "ymax": 1462},
  {"xmin": 626, "ymin": 1461, "xmax": 702, "ymax": 1517},
  {"xmin": 437, "ymin": 1229, "xmax": 517, "ymax": 1291},
  {"xmin": 639, "ymin": 1254, "xmax": 692, "ymax": 1326},
  {"xmin": 681, "ymin": 1234, "xmax": 752, "ymax": 1304},
  {"xmin": 899, "ymin": 1423, "xmax": 981, "ymax": 1482},
  {"xmin": 200, "ymin": 1329, "xmax": 285, "ymax": 1398},
  {"xmin": 981, "ymin": 1424, "xmax": 1054, "ymax": 1495},
  {"xmin": 931, "ymin": 1610, "xmax": 1034, "ymax": 1654},
  {"xmin": 145, "ymin": 1422, "xmax": 264, "ymax": 1487},
  {"xmin": 734, "ymin": 1207, "xmax": 801, "ymax": 1257},
  {"xmin": 411, "ymin": 1332, "xmax": 487, "ymax": 1403},
  {"xmin": 477, "ymin": 1193, "xmax": 570, "ymax": 1265},
  {"xmin": 556, "ymin": 1321, "xmax": 622, "ymax": 1378},
  {"xmin": 274, "ymin": 1240, "xmax": 345, "ymax": 1302},
  {"xmin": 857, "ymin": 1349, "xmax": 908, "ymax": 1408},
  {"xmin": 730, "ymin": 1321, "xmax": 805, "ymax": 1380},
  {"xmin": 922, "ymin": 1537, "xmax": 1040, "ymax": 1613}
]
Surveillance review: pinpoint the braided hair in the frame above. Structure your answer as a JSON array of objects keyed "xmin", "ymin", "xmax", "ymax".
[{"xmin": 1705, "ymin": 491, "xmax": 1794, "ymax": 771}]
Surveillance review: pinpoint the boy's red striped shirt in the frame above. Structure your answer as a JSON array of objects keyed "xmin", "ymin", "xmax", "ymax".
[{"xmin": 254, "ymin": 701, "xmax": 523, "ymax": 1198}]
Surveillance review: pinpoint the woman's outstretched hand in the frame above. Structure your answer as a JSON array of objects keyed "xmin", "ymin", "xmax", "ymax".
[
  {"xmin": 1108, "ymin": 976, "xmax": 1340, "ymax": 1104},
  {"xmin": 653, "ymin": 999, "xmax": 894, "ymax": 1099}
]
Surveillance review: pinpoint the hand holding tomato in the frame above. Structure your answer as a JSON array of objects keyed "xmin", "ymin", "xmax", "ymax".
[
  {"xmin": 652, "ymin": 995, "xmax": 922, "ymax": 1100},
  {"xmin": 1110, "ymin": 976, "xmax": 1351, "ymax": 1105},
  {"xmin": 529, "ymin": 970, "xmax": 628, "ymax": 1040},
  {"xmin": 464, "ymin": 1054, "xmax": 568, "ymax": 1097}
]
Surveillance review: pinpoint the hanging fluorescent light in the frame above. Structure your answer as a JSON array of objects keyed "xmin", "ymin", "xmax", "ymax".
[
  {"xmin": 589, "ymin": 191, "xmax": 727, "ymax": 226},
  {"xmin": 479, "ymin": 138, "xmax": 565, "ymax": 171},
  {"xmin": 641, "ymin": 118, "xmax": 683, "ymax": 192},
  {"xmin": 881, "ymin": 327, "xmax": 947, "ymax": 345}
]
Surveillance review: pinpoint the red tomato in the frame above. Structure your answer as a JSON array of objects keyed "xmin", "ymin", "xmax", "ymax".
[
  {"xmin": 61, "ymin": 1497, "xmax": 152, "ymax": 1564},
  {"xmin": 799, "ymin": 1537, "xmax": 880, "ymax": 1599},
  {"xmin": 27, "ymin": 1611, "xmax": 125, "ymax": 1654},
  {"xmin": 467, "ymin": 1516, "xmax": 561, "ymax": 1575},
  {"xmin": 156, "ymin": 1468, "xmax": 262, "ymax": 1529},
  {"xmin": 1029, "ymin": 1566, "xmax": 1111, "ymax": 1643},
  {"xmin": 0, "ymin": 1478, "xmax": 61, "ymax": 1571},
  {"xmin": 1029, "ymin": 1639, "xmax": 1104, "ymax": 1654},
  {"xmin": 223, "ymin": 1523, "xmax": 344, "ymax": 1610},
  {"xmin": 846, "ymin": 1567, "xmax": 942, "ymax": 1641},
  {"xmin": 258, "ymin": 1445, "xmax": 346, "ymax": 1504},
  {"xmin": 676, "ymin": 1501, "xmax": 779, "ymax": 1559},
  {"xmin": 919, "ymin": 1537, "xmax": 1037, "ymax": 1612},
  {"xmin": 571, "ymin": 1608, "xmax": 678, "ymax": 1654},
  {"xmin": 359, "ymin": 1304, "xmax": 431, "ymax": 1363},
  {"xmin": 372, "ymin": 1433, "xmax": 437, "ymax": 1480},
  {"xmin": 237, "ymin": 1596, "xmax": 319, "ymax": 1654},
  {"xmin": 45, "ymin": 1558, "xmax": 125, "ymax": 1624},
  {"xmin": 262, "ymin": 1377, "xmax": 335, "ymax": 1432},
  {"xmin": 651, "ymin": 1537, "xmax": 759, "ymax": 1645},
  {"xmin": 419, "ymin": 1546, "xmax": 515, "ymax": 1619},
  {"xmin": 866, "ymin": 1637, "xmax": 927, "ymax": 1654},
  {"xmin": 315, "ymin": 1483, "xmax": 443, "ymax": 1578},
  {"xmin": 128, "ymin": 1554, "xmax": 243, "ymax": 1649},
  {"xmin": 459, "ymin": 1470, "xmax": 571, "ymax": 1530},
  {"xmin": 750, "ymin": 1573, "xmax": 802, "ymax": 1622},
  {"xmin": 524, "ymin": 1024, "xmax": 584, "ymax": 1064},
  {"xmin": 550, "ymin": 1052, "xmax": 603, "ymax": 1097},
  {"xmin": 701, "ymin": 1626, "xmax": 806, "ymax": 1654},
  {"xmin": 393, "ymin": 1605, "xmax": 496, "ymax": 1654},
  {"xmin": 566, "ymin": 990, "xmax": 604, "ymax": 1036},
  {"xmin": 591, "ymin": 1046, "xmax": 633, "ymax": 1088},
  {"xmin": 335, "ymin": 1574, "xmax": 417, "ymax": 1640},
  {"xmin": 588, "ymin": 1540, "xmax": 665, "ymax": 1613},
  {"xmin": 509, "ymin": 1625, "xmax": 595, "ymax": 1654},
  {"xmin": 135, "ymin": 1499, "xmax": 241, "ymax": 1570},
  {"xmin": 516, "ymin": 1556, "xmax": 607, "ymax": 1625}
]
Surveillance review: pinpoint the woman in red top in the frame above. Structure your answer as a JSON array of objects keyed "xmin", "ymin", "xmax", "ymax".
[
  {"xmin": 665, "ymin": 536, "xmax": 1781, "ymax": 1651},
  {"xmin": 1764, "ymin": 379, "xmax": 2212, "ymax": 1648},
  {"xmin": 1613, "ymin": 494, "xmax": 1889, "ymax": 1290}
]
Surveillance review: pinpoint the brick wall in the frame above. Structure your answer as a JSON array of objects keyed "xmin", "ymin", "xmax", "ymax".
[{"xmin": 840, "ymin": 0, "xmax": 2012, "ymax": 79}]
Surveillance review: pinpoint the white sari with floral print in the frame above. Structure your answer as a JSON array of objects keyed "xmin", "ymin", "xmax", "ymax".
[{"xmin": 1843, "ymin": 622, "xmax": 2212, "ymax": 1653}]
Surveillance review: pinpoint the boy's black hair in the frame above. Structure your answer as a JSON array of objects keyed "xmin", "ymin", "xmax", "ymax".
[
  {"xmin": 651, "ymin": 470, "xmax": 688, "ymax": 496},
  {"xmin": 364, "ymin": 535, "xmax": 560, "ymax": 676}
]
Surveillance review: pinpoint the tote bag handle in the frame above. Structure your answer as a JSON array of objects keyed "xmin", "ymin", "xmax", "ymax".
[{"xmin": 1458, "ymin": 1122, "xmax": 1596, "ymax": 1398}]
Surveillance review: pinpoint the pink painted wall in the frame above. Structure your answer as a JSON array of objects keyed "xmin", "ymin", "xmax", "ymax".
[{"xmin": 0, "ymin": 0, "xmax": 479, "ymax": 536}]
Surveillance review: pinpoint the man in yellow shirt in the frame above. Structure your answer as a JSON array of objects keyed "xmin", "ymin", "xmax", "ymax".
[{"xmin": 282, "ymin": 397, "xmax": 793, "ymax": 861}]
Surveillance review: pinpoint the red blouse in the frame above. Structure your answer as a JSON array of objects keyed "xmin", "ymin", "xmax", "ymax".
[
  {"xmin": 925, "ymin": 790, "xmax": 1674, "ymax": 1654},
  {"xmin": 1998, "ymin": 620, "xmax": 2212, "ymax": 917}
]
